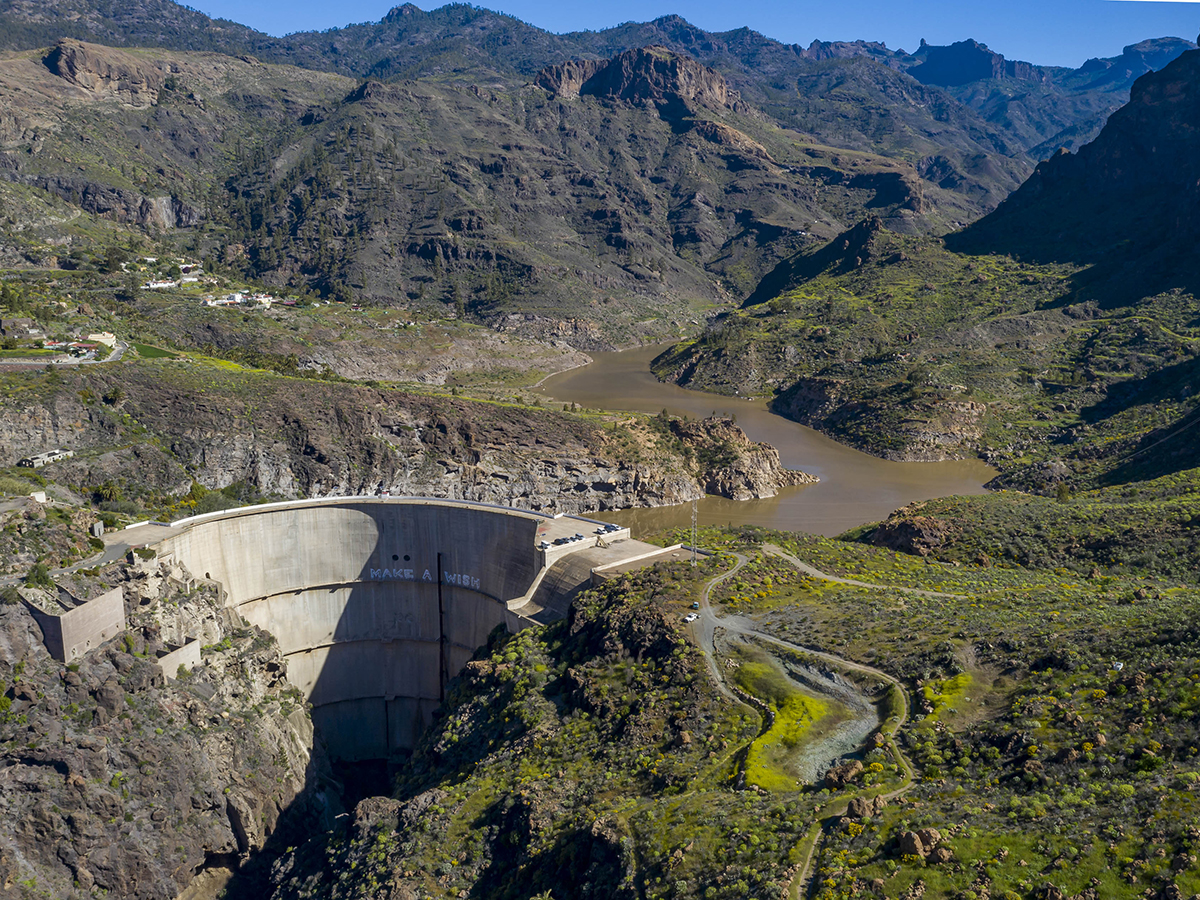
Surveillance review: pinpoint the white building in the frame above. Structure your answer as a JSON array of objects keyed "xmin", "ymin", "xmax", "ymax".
[{"xmin": 87, "ymin": 332, "xmax": 117, "ymax": 348}]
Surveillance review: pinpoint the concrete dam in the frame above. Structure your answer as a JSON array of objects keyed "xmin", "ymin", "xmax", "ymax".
[{"xmin": 132, "ymin": 497, "xmax": 684, "ymax": 760}]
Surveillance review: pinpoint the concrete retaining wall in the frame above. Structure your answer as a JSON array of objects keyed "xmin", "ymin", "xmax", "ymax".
[
  {"xmin": 25, "ymin": 587, "xmax": 126, "ymax": 663},
  {"xmin": 156, "ymin": 639, "xmax": 202, "ymax": 679}
]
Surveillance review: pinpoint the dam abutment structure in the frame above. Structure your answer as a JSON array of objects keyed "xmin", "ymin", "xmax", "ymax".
[{"xmin": 139, "ymin": 497, "xmax": 682, "ymax": 761}]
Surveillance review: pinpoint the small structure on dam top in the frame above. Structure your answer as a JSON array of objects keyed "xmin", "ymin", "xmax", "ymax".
[{"xmin": 116, "ymin": 497, "xmax": 687, "ymax": 761}]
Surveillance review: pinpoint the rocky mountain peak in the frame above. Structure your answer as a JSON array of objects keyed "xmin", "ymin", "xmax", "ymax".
[
  {"xmin": 911, "ymin": 38, "xmax": 1047, "ymax": 86},
  {"xmin": 383, "ymin": 3, "xmax": 423, "ymax": 19},
  {"xmin": 535, "ymin": 46, "xmax": 735, "ymax": 109},
  {"xmin": 651, "ymin": 14, "xmax": 691, "ymax": 30},
  {"xmin": 799, "ymin": 39, "xmax": 894, "ymax": 62}
]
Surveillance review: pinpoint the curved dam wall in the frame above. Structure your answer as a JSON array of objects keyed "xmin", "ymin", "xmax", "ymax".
[{"xmin": 154, "ymin": 499, "xmax": 542, "ymax": 760}]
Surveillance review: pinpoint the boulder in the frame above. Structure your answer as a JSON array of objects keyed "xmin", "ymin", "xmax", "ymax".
[
  {"xmin": 93, "ymin": 677, "xmax": 124, "ymax": 715},
  {"xmin": 825, "ymin": 759, "xmax": 864, "ymax": 789},
  {"xmin": 928, "ymin": 846, "xmax": 954, "ymax": 864},
  {"xmin": 847, "ymin": 795, "xmax": 888, "ymax": 819},
  {"xmin": 898, "ymin": 827, "xmax": 942, "ymax": 858}
]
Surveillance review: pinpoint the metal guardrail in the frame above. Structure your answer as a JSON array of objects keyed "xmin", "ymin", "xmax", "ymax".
[{"xmin": 166, "ymin": 494, "xmax": 613, "ymax": 530}]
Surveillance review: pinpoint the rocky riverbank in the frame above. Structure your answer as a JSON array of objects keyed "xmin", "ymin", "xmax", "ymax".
[{"xmin": 0, "ymin": 361, "xmax": 813, "ymax": 516}]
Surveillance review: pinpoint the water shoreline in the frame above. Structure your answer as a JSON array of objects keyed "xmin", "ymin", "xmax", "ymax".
[{"xmin": 535, "ymin": 345, "xmax": 995, "ymax": 536}]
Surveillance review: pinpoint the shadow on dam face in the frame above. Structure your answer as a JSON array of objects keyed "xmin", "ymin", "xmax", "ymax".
[
  {"xmin": 156, "ymin": 499, "xmax": 547, "ymax": 761},
  {"xmin": 136, "ymin": 497, "xmax": 695, "ymax": 894}
]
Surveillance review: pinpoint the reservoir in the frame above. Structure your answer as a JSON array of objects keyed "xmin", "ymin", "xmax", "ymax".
[{"xmin": 537, "ymin": 345, "xmax": 996, "ymax": 536}]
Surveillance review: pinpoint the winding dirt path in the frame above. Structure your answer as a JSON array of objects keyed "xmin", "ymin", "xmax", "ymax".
[
  {"xmin": 690, "ymin": 546, "xmax": 919, "ymax": 899},
  {"xmin": 762, "ymin": 542, "xmax": 964, "ymax": 599}
]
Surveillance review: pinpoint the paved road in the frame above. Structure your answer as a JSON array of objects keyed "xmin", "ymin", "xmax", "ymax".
[
  {"xmin": 0, "ymin": 520, "xmax": 139, "ymax": 587},
  {"xmin": 2, "ymin": 338, "xmax": 128, "ymax": 367}
]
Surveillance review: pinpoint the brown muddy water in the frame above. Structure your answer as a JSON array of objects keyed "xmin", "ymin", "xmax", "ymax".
[{"xmin": 537, "ymin": 345, "xmax": 996, "ymax": 536}]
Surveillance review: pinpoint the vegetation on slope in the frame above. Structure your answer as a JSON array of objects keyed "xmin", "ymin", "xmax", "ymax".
[
  {"xmin": 652, "ymin": 212, "xmax": 1200, "ymax": 488},
  {"xmin": 249, "ymin": 523, "xmax": 1200, "ymax": 900},
  {"xmin": 267, "ymin": 563, "xmax": 821, "ymax": 900},
  {"xmin": 854, "ymin": 466, "xmax": 1200, "ymax": 583}
]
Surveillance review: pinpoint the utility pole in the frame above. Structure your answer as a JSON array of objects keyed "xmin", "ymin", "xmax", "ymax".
[{"xmin": 691, "ymin": 497, "xmax": 698, "ymax": 567}]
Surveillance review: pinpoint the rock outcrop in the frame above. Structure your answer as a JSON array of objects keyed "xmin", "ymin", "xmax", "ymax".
[
  {"xmin": 14, "ymin": 174, "xmax": 202, "ymax": 228},
  {"xmin": 910, "ymin": 39, "xmax": 1048, "ymax": 87},
  {"xmin": 44, "ymin": 38, "xmax": 164, "ymax": 107},
  {"xmin": 0, "ymin": 560, "xmax": 328, "ymax": 900},
  {"xmin": 823, "ymin": 758, "xmax": 863, "ymax": 789},
  {"xmin": 0, "ymin": 366, "xmax": 812, "ymax": 514},
  {"xmin": 668, "ymin": 415, "xmax": 816, "ymax": 500},
  {"xmin": 867, "ymin": 507, "xmax": 958, "ymax": 556},
  {"xmin": 536, "ymin": 46, "xmax": 736, "ymax": 110},
  {"xmin": 897, "ymin": 828, "xmax": 953, "ymax": 863},
  {"xmin": 846, "ymin": 795, "xmax": 887, "ymax": 819}
]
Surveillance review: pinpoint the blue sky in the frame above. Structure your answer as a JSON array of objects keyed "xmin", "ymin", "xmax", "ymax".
[{"xmin": 192, "ymin": 0, "xmax": 1200, "ymax": 68}]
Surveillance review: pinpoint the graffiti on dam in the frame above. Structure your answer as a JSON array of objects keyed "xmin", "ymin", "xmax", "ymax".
[
  {"xmin": 443, "ymin": 572, "xmax": 482, "ymax": 589},
  {"xmin": 367, "ymin": 566, "xmax": 482, "ymax": 591},
  {"xmin": 368, "ymin": 567, "xmax": 427, "ymax": 581}
]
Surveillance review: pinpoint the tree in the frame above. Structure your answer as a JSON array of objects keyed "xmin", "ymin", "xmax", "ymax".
[
  {"xmin": 24, "ymin": 563, "xmax": 53, "ymax": 589},
  {"xmin": 116, "ymin": 271, "xmax": 140, "ymax": 302},
  {"xmin": 101, "ymin": 247, "xmax": 130, "ymax": 273},
  {"xmin": 93, "ymin": 481, "xmax": 123, "ymax": 503}
]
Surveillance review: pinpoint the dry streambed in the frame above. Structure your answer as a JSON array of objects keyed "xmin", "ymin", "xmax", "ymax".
[{"xmin": 715, "ymin": 633, "xmax": 882, "ymax": 787}]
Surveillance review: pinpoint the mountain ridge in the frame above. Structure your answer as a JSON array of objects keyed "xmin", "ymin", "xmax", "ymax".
[
  {"xmin": 1, "ymin": 0, "xmax": 1193, "ymax": 160},
  {"xmin": 651, "ymin": 48, "xmax": 1200, "ymax": 487}
]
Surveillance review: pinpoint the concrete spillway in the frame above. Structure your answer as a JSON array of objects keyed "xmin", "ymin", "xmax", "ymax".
[{"xmin": 140, "ymin": 497, "xmax": 679, "ymax": 760}]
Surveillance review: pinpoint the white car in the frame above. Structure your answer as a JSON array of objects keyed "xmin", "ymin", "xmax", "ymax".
[{"xmin": 683, "ymin": 613, "xmax": 699, "ymax": 623}]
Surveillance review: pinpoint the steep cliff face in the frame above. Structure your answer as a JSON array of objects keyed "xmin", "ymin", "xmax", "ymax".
[
  {"xmin": 535, "ymin": 45, "xmax": 735, "ymax": 109},
  {"xmin": 0, "ymin": 560, "xmax": 327, "ymax": 900},
  {"xmin": 666, "ymin": 415, "xmax": 817, "ymax": 499},
  {"xmin": 0, "ymin": 41, "xmax": 345, "ymax": 232},
  {"xmin": 0, "ymin": 363, "xmax": 812, "ymax": 514},
  {"xmin": 44, "ymin": 38, "xmax": 164, "ymax": 107},
  {"xmin": 910, "ymin": 39, "xmax": 1049, "ymax": 87},
  {"xmin": 770, "ymin": 380, "xmax": 988, "ymax": 462},
  {"xmin": 954, "ymin": 47, "xmax": 1200, "ymax": 272},
  {"xmin": 1021, "ymin": 49, "xmax": 1200, "ymax": 202}
]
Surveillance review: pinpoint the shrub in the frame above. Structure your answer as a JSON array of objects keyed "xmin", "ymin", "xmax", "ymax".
[{"xmin": 24, "ymin": 563, "xmax": 53, "ymax": 589}]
